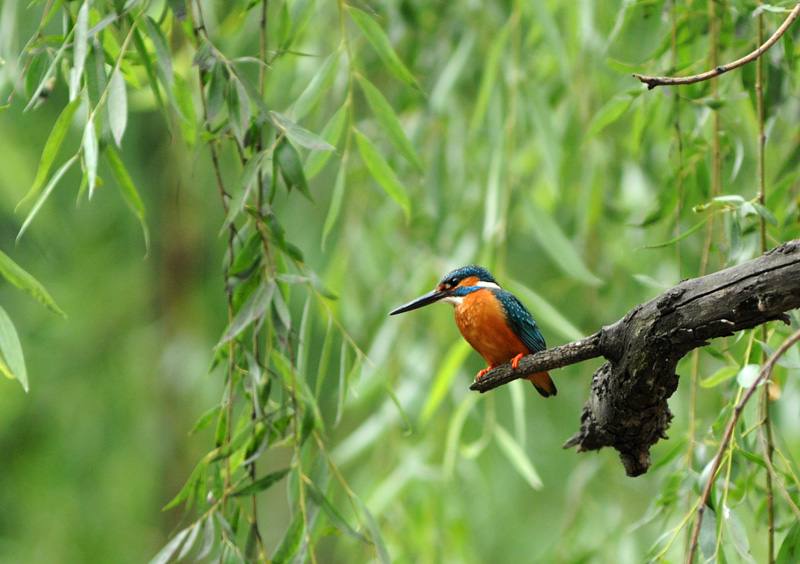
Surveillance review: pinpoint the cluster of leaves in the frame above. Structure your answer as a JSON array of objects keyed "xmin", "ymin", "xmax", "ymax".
[{"xmin": 6, "ymin": 0, "xmax": 426, "ymax": 561}]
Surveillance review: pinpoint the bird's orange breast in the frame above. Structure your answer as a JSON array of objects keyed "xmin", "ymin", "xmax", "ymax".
[{"xmin": 453, "ymin": 288, "xmax": 531, "ymax": 368}]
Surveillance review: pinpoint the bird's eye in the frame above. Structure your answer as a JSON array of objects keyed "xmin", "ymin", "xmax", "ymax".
[{"xmin": 446, "ymin": 278, "xmax": 460, "ymax": 289}]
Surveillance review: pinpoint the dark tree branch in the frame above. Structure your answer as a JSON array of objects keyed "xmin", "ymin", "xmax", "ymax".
[
  {"xmin": 470, "ymin": 240, "xmax": 800, "ymax": 476},
  {"xmin": 469, "ymin": 333, "xmax": 603, "ymax": 391},
  {"xmin": 632, "ymin": 2, "xmax": 800, "ymax": 90}
]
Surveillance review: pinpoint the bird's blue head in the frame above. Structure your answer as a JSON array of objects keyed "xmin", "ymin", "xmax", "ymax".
[{"xmin": 388, "ymin": 265, "xmax": 500, "ymax": 315}]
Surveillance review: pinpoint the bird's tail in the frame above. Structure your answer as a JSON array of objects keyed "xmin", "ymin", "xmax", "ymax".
[{"xmin": 527, "ymin": 371, "xmax": 557, "ymax": 398}]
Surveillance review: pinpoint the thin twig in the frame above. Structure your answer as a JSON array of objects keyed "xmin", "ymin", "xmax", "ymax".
[
  {"xmin": 686, "ymin": 328, "xmax": 800, "ymax": 564},
  {"xmin": 633, "ymin": 2, "xmax": 800, "ymax": 90},
  {"xmin": 754, "ymin": 3, "xmax": 776, "ymax": 561},
  {"xmin": 188, "ymin": 0, "xmax": 237, "ymax": 519}
]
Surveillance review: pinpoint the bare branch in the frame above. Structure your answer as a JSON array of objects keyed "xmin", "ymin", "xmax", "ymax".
[{"xmin": 632, "ymin": 3, "xmax": 800, "ymax": 90}]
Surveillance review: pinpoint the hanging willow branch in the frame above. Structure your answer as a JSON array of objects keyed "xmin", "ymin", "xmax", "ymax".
[
  {"xmin": 632, "ymin": 2, "xmax": 800, "ymax": 90},
  {"xmin": 470, "ymin": 240, "xmax": 800, "ymax": 476}
]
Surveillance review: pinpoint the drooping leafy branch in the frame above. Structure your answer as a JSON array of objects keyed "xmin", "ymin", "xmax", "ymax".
[{"xmin": 8, "ymin": 0, "xmax": 428, "ymax": 561}]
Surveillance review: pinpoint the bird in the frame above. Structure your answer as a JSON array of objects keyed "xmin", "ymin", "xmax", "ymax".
[{"xmin": 389, "ymin": 265, "xmax": 557, "ymax": 397}]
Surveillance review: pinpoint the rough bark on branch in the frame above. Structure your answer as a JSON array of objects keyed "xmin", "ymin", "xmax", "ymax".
[{"xmin": 470, "ymin": 240, "xmax": 800, "ymax": 476}]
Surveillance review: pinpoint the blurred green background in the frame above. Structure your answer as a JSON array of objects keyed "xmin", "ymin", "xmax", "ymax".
[{"xmin": 1, "ymin": 0, "xmax": 800, "ymax": 562}]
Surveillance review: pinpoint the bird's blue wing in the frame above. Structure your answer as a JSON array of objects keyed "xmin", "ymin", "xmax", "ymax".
[{"xmin": 496, "ymin": 289, "xmax": 547, "ymax": 352}]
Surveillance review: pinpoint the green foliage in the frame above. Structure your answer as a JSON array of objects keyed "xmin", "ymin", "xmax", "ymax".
[{"xmin": 2, "ymin": 0, "xmax": 800, "ymax": 563}]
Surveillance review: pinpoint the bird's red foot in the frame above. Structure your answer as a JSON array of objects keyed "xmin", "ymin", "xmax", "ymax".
[
  {"xmin": 511, "ymin": 353, "xmax": 525, "ymax": 369},
  {"xmin": 476, "ymin": 367, "xmax": 494, "ymax": 380}
]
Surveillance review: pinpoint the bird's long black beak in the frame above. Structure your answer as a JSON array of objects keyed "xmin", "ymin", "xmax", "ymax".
[{"xmin": 389, "ymin": 289, "xmax": 445, "ymax": 315}]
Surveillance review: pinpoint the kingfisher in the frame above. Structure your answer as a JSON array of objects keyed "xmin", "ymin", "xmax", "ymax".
[{"xmin": 389, "ymin": 265, "xmax": 557, "ymax": 397}]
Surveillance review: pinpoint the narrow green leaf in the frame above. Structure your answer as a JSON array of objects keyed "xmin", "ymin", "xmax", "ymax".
[
  {"xmin": 713, "ymin": 194, "xmax": 746, "ymax": 204},
  {"xmin": 69, "ymin": 2, "xmax": 90, "ymax": 101},
  {"xmin": 25, "ymin": 52, "xmax": 47, "ymax": 104},
  {"xmin": 470, "ymin": 23, "xmax": 510, "ymax": 133},
  {"xmin": 163, "ymin": 456, "xmax": 209, "ymax": 510},
  {"xmin": 271, "ymin": 285, "xmax": 291, "ymax": 330},
  {"xmin": 354, "ymin": 129, "xmax": 410, "ymax": 220},
  {"xmin": 527, "ymin": 204, "xmax": 602, "ymax": 286},
  {"xmin": 420, "ymin": 341, "xmax": 471, "ymax": 425},
  {"xmin": 493, "ymin": 424, "xmax": 543, "ymax": 490},
  {"xmin": 192, "ymin": 39, "xmax": 216, "ymax": 72},
  {"xmin": 783, "ymin": 25, "xmax": 796, "ymax": 73},
  {"xmin": 173, "ymin": 73, "xmax": 196, "ymax": 147},
  {"xmin": 270, "ymin": 349, "xmax": 294, "ymax": 386},
  {"xmin": 752, "ymin": 203, "xmax": 778, "ymax": 226},
  {"xmin": 271, "ymin": 511, "xmax": 304, "ymax": 564},
  {"xmin": 728, "ymin": 212, "xmax": 743, "ymax": 264},
  {"xmin": 108, "ymin": 69, "xmax": 128, "ymax": 147},
  {"xmin": 586, "ymin": 94, "xmax": 634, "ymax": 139},
  {"xmin": 305, "ymin": 103, "xmax": 348, "ymax": 179},
  {"xmin": 293, "ymin": 50, "xmax": 341, "ymax": 121},
  {"xmin": 285, "ymin": 0, "xmax": 316, "ymax": 49},
  {"xmin": 147, "ymin": 526, "xmax": 191, "ymax": 564},
  {"xmin": 143, "ymin": 16, "xmax": 173, "ymax": 84},
  {"xmin": 229, "ymin": 64, "xmax": 271, "ymax": 119},
  {"xmin": 300, "ymin": 406, "xmax": 316, "ymax": 446},
  {"xmin": 214, "ymin": 407, "xmax": 227, "ymax": 449},
  {"xmin": 197, "ymin": 516, "xmax": 215, "ymax": 560},
  {"xmin": 106, "ymin": 146, "xmax": 150, "ymax": 251},
  {"xmin": 346, "ymin": 6, "xmax": 419, "ymax": 89},
  {"xmin": 206, "ymin": 64, "xmax": 226, "ymax": 122},
  {"xmin": 83, "ymin": 116, "xmax": 98, "ymax": 198},
  {"xmin": 228, "ymin": 75, "xmax": 248, "ymax": 147},
  {"xmin": 359, "ymin": 76, "xmax": 422, "ymax": 171},
  {"xmin": 698, "ymin": 505, "xmax": 717, "ymax": 561},
  {"xmin": 275, "ymin": 138, "xmax": 312, "ymax": 200},
  {"xmin": 224, "ymin": 151, "xmax": 268, "ymax": 231},
  {"xmin": 735, "ymin": 447, "xmax": 767, "ymax": 469},
  {"xmin": 276, "ymin": 274, "xmax": 309, "ymax": 285},
  {"xmin": 295, "ymin": 295, "xmax": 313, "ymax": 378},
  {"xmin": 700, "ymin": 365, "xmax": 738, "ymax": 388},
  {"xmin": 18, "ymin": 155, "xmax": 79, "ymax": 246},
  {"xmin": 131, "ymin": 26, "xmax": 166, "ymax": 113},
  {"xmin": 322, "ymin": 164, "xmax": 345, "ymax": 248},
  {"xmin": 315, "ymin": 318, "xmax": 334, "ymax": 398},
  {"xmin": 220, "ymin": 282, "xmax": 274, "ymax": 344},
  {"xmin": 724, "ymin": 507, "xmax": 756, "ymax": 564},
  {"xmin": 18, "ymin": 98, "xmax": 81, "ymax": 209},
  {"xmin": 232, "ymin": 468, "xmax": 290, "ymax": 497},
  {"xmin": 777, "ymin": 520, "xmax": 800, "ymax": 564},
  {"xmin": 24, "ymin": 29, "xmax": 72, "ymax": 112},
  {"xmin": 430, "ymin": 31, "xmax": 474, "ymax": 113},
  {"xmin": 176, "ymin": 521, "xmax": 201, "ymax": 560},
  {"xmin": 335, "ymin": 340, "xmax": 348, "ymax": 427},
  {"xmin": 357, "ymin": 498, "xmax": 391, "ymax": 564},
  {"xmin": 305, "ymin": 266, "xmax": 338, "ymax": 299},
  {"xmin": 305, "ymin": 481, "xmax": 369, "ymax": 544},
  {"xmin": 650, "ymin": 436, "xmax": 688, "ymax": 470},
  {"xmin": 270, "ymin": 110, "xmax": 334, "ymax": 151},
  {"xmin": 0, "ymin": 304, "xmax": 28, "ymax": 392},
  {"xmin": 444, "ymin": 394, "xmax": 479, "ymax": 478},
  {"xmin": 277, "ymin": 1, "xmax": 291, "ymax": 48},
  {"xmin": 758, "ymin": 340, "xmax": 800, "ymax": 370},
  {"xmin": 191, "ymin": 404, "xmax": 222, "ymax": 434}
]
